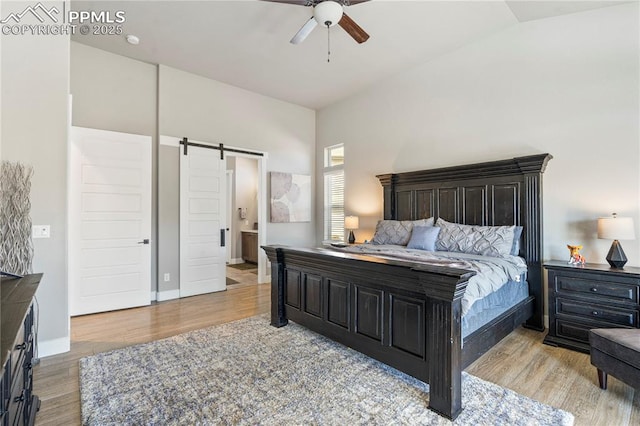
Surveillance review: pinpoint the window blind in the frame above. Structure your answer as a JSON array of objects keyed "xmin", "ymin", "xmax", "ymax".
[{"xmin": 324, "ymin": 170, "xmax": 344, "ymax": 241}]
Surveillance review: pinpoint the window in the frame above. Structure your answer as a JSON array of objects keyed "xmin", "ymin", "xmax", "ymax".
[
  {"xmin": 326, "ymin": 144, "xmax": 344, "ymax": 167},
  {"xmin": 324, "ymin": 145, "xmax": 344, "ymax": 241}
]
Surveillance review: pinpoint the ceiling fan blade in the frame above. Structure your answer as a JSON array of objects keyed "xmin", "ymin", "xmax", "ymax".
[
  {"xmin": 262, "ymin": 0, "xmax": 370, "ymax": 5},
  {"xmin": 290, "ymin": 17, "xmax": 318, "ymax": 44},
  {"xmin": 262, "ymin": 0, "xmax": 310, "ymax": 5},
  {"xmin": 338, "ymin": 12, "xmax": 369, "ymax": 44}
]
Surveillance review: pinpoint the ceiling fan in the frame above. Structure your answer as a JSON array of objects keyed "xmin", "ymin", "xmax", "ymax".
[{"xmin": 263, "ymin": 0, "xmax": 370, "ymax": 45}]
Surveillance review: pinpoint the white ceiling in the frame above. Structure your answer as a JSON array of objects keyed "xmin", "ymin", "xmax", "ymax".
[{"xmin": 70, "ymin": 1, "xmax": 626, "ymax": 110}]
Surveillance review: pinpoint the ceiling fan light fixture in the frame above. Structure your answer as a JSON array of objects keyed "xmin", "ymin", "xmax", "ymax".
[{"xmin": 313, "ymin": 1, "xmax": 343, "ymax": 27}]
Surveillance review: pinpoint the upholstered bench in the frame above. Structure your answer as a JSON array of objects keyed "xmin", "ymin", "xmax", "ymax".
[{"xmin": 589, "ymin": 328, "xmax": 640, "ymax": 390}]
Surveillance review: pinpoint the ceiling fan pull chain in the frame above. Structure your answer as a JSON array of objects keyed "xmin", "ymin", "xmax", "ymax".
[{"xmin": 327, "ymin": 23, "xmax": 331, "ymax": 63}]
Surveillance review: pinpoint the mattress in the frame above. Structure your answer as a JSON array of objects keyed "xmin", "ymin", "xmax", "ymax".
[{"xmin": 461, "ymin": 276, "xmax": 529, "ymax": 338}]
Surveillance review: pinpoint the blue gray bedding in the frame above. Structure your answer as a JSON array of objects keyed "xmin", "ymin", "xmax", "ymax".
[
  {"xmin": 461, "ymin": 277, "xmax": 528, "ymax": 338},
  {"xmin": 336, "ymin": 244, "xmax": 528, "ymax": 318}
]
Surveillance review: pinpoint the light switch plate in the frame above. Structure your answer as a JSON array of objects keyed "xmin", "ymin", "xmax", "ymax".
[{"xmin": 32, "ymin": 225, "xmax": 50, "ymax": 239}]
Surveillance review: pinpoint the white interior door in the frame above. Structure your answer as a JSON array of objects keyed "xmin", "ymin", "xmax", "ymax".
[
  {"xmin": 180, "ymin": 145, "xmax": 226, "ymax": 297},
  {"xmin": 69, "ymin": 126, "xmax": 152, "ymax": 316}
]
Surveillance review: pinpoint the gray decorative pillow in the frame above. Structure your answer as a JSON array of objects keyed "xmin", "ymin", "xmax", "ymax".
[
  {"xmin": 435, "ymin": 218, "xmax": 516, "ymax": 257},
  {"xmin": 511, "ymin": 226, "xmax": 523, "ymax": 256},
  {"xmin": 372, "ymin": 218, "xmax": 434, "ymax": 246},
  {"xmin": 407, "ymin": 226, "xmax": 441, "ymax": 251}
]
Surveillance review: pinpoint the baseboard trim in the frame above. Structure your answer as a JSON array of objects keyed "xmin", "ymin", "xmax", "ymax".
[
  {"xmin": 37, "ymin": 336, "xmax": 70, "ymax": 358},
  {"xmin": 151, "ymin": 291, "xmax": 157, "ymax": 301},
  {"xmin": 157, "ymin": 289, "xmax": 180, "ymax": 302}
]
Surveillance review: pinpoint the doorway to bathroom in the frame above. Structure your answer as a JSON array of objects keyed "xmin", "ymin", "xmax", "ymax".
[{"xmin": 225, "ymin": 155, "xmax": 261, "ymax": 287}]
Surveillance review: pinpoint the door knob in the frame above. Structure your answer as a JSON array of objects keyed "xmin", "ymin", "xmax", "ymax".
[{"xmin": 138, "ymin": 239, "xmax": 150, "ymax": 244}]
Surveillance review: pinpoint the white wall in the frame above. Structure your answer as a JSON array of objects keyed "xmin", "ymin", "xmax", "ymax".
[
  {"xmin": 158, "ymin": 65, "xmax": 315, "ymax": 291},
  {"xmin": 316, "ymin": 3, "xmax": 640, "ymax": 267},
  {"xmin": 1, "ymin": 2, "xmax": 71, "ymax": 356},
  {"xmin": 71, "ymin": 43, "xmax": 157, "ymax": 137}
]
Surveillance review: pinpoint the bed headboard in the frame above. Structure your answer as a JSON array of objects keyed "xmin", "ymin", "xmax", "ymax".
[{"xmin": 376, "ymin": 153, "xmax": 552, "ymax": 331}]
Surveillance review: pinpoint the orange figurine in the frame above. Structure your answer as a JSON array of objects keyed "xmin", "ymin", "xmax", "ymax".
[{"xmin": 567, "ymin": 244, "xmax": 586, "ymax": 265}]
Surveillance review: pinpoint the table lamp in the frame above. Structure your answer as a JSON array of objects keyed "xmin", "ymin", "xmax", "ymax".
[
  {"xmin": 345, "ymin": 215, "xmax": 359, "ymax": 244},
  {"xmin": 597, "ymin": 213, "xmax": 635, "ymax": 269}
]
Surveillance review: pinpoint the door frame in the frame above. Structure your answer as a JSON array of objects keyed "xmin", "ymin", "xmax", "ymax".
[
  {"xmin": 226, "ymin": 169, "xmax": 234, "ymax": 264},
  {"xmin": 223, "ymin": 150, "xmax": 268, "ymax": 283}
]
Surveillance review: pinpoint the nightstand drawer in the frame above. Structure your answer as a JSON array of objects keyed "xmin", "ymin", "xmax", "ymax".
[
  {"xmin": 555, "ymin": 275, "xmax": 638, "ymax": 303},
  {"xmin": 555, "ymin": 319, "xmax": 591, "ymax": 343},
  {"xmin": 555, "ymin": 319, "xmax": 632, "ymax": 345},
  {"xmin": 556, "ymin": 298, "xmax": 638, "ymax": 326}
]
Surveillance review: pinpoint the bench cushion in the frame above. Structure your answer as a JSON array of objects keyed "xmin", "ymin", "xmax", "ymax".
[{"xmin": 590, "ymin": 328, "xmax": 640, "ymax": 370}]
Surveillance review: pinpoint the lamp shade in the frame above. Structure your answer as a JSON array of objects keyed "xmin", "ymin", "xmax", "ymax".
[
  {"xmin": 597, "ymin": 216, "xmax": 635, "ymax": 241},
  {"xmin": 344, "ymin": 215, "xmax": 359, "ymax": 230}
]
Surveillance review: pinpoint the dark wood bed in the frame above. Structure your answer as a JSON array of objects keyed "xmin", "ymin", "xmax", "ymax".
[{"xmin": 262, "ymin": 153, "xmax": 552, "ymax": 420}]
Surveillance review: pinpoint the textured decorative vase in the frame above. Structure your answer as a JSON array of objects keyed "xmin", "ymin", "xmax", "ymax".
[{"xmin": 0, "ymin": 162, "xmax": 34, "ymax": 275}]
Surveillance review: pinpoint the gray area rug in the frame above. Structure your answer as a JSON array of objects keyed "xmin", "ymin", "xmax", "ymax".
[{"xmin": 79, "ymin": 316, "xmax": 574, "ymax": 425}]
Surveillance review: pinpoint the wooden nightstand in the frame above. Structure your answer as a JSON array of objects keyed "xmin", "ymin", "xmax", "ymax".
[{"xmin": 544, "ymin": 261, "xmax": 640, "ymax": 353}]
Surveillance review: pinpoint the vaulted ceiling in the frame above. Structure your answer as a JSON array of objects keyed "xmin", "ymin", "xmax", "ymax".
[{"xmin": 71, "ymin": 1, "xmax": 625, "ymax": 109}]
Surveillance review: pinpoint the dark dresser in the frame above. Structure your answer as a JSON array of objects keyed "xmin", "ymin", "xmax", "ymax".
[
  {"xmin": 1, "ymin": 274, "xmax": 42, "ymax": 425},
  {"xmin": 544, "ymin": 261, "xmax": 640, "ymax": 353}
]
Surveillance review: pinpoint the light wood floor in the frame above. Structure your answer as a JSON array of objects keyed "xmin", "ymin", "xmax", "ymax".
[{"xmin": 34, "ymin": 268, "xmax": 638, "ymax": 425}]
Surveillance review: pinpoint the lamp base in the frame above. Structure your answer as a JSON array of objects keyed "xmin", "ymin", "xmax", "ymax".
[
  {"xmin": 606, "ymin": 240, "xmax": 628, "ymax": 269},
  {"xmin": 348, "ymin": 230, "xmax": 355, "ymax": 244}
]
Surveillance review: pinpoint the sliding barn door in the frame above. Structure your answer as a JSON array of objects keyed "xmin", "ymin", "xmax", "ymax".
[
  {"xmin": 180, "ymin": 145, "xmax": 227, "ymax": 297},
  {"xmin": 69, "ymin": 126, "xmax": 152, "ymax": 316}
]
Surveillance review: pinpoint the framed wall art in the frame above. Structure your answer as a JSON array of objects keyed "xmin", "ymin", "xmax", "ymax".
[{"xmin": 270, "ymin": 172, "xmax": 310, "ymax": 223}]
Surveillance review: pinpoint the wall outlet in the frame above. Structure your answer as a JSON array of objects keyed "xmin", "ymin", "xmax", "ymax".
[
  {"xmin": 163, "ymin": 273, "xmax": 170, "ymax": 282},
  {"xmin": 32, "ymin": 225, "xmax": 50, "ymax": 239}
]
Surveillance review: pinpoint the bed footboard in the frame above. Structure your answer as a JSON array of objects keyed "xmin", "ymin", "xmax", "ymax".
[{"xmin": 263, "ymin": 245, "xmax": 475, "ymax": 420}]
